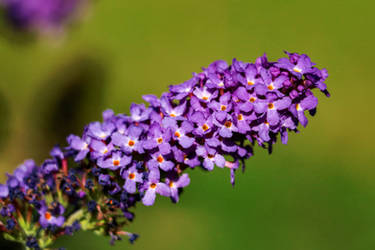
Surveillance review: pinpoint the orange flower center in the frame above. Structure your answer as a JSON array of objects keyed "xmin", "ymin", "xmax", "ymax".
[
  {"xmin": 293, "ymin": 67, "xmax": 302, "ymax": 73},
  {"xmin": 247, "ymin": 81, "xmax": 254, "ymax": 86},
  {"xmin": 220, "ymin": 105, "xmax": 227, "ymax": 111},
  {"xmin": 202, "ymin": 124, "xmax": 209, "ymax": 131},
  {"xmin": 169, "ymin": 181, "xmax": 174, "ymax": 188},
  {"xmin": 225, "ymin": 121, "xmax": 232, "ymax": 128},
  {"xmin": 174, "ymin": 131, "xmax": 181, "ymax": 138},
  {"xmin": 268, "ymin": 103, "xmax": 274, "ymax": 109},
  {"xmin": 128, "ymin": 173, "xmax": 135, "ymax": 180},
  {"xmin": 150, "ymin": 183, "xmax": 157, "ymax": 189},
  {"xmin": 249, "ymin": 97, "xmax": 256, "ymax": 103},
  {"xmin": 170, "ymin": 113, "xmax": 176, "ymax": 117},
  {"xmin": 128, "ymin": 140, "xmax": 135, "ymax": 147},
  {"xmin": 267, "ymin": 84, "xmax": 274, "ymax": 90},
  {"xmin": 157, "ymin": 155, "xmax": 164, "ymax": 163},
  {"xmin": 45, "ymin": 212, "xmax": 52, "ymax": 220},
  {"xmin": 237, "ymin": 114, "xmax": 243, "ymax": 121},
  {"xmin": 113, "ymin": 160, "xmax": 120, "ymax": 166},
  {"xmin": 157, "ymin": 137, "xmax": 163, "ymax": 144},
  {"xmin": 202, "ymin": 96, "xmax": 209, "ymax": 101}
]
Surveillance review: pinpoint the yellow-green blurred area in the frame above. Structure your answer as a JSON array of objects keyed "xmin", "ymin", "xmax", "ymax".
[{"xmin": 0, "ymin": 0, "xmax": 374, "ymax": 249}]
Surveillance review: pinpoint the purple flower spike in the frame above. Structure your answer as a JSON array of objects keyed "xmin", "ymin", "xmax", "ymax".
[{"xmin": 0, "ymin": 52, "xmax": 328, "ymax": 248}]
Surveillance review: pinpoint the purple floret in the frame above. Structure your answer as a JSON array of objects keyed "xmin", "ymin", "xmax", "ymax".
[{"xmin": 38, "ymin": 201, "xmax": 65, "ymax": 228}]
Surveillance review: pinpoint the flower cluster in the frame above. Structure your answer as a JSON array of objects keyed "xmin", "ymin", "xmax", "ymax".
[
  {"xmin": 0, "ymin": 52, "xmax": 329, "ymax": 249},
  {"xmin": 0, "ymin": 0, "xmax": 85, "ymax": 33}
]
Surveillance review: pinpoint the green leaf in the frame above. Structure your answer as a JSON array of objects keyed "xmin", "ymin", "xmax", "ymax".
[{"xmin": 3, "ymin": 233, "xmax": 17, "ymax": 242}]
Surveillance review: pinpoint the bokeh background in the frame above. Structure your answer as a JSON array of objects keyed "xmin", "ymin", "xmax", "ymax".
[{"xmin": 0, "ymin": 0, "xmax": 374, "ymax": 249}]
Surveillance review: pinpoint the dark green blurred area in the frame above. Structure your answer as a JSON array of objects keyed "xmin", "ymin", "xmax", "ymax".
[{"xmin": 0, "ymin": 0, "xmax": 374, "ymax": 249}]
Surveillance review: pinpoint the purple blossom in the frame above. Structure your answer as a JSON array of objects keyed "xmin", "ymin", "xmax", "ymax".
[
  {"xmin": 166, "ymin": 173, "xmax": 190, "ymax": 203},
  {"xmin": 214, "ymin": 113, "xmax": 238, "ymax": 138},
  {"xmin": 41, "ymin": 159, "xmax": 59, "ymax": 174},
  {"xmin": 142, "ymin": 123, "xmax": 171, "ymax": 154},
  {"xmin": 38, "ymin": 202, "xmax": 65, "ymax": 228},
  {"xmin": 208, "ymin": 92, "xmax": 233, "ymax": 114},
  {"xmin": 238, "ymin": 64, "xmax": 262, "ymax": 90},
  {"xmin": 260, "ymin": 68, "xmax": 288, "ymax": 94},
  {"xmin": 0, "ymin": 0, "xmax": 84, "ymax": 33},
  {"xmin": 97, "ymin": 151, "xmax": 132, "ymax": 170},
  {"xmin": 163, "ymin": 117, "xmax": 195, "ymax": 149},
  {"xmin": 160, "ymin": 95, "xmax": 186, "ymax": 119},
  {"xmin": 291, "ymin": 94, "xmax": 318, "ymax": 127},
  {"xmin": 111, "ymin": 125, "xmax": 144, "ymax": 154},
  {"xmin": 189, "ymin": 111, "xmax": 214, "ymax": 136},
  {"xmin": 254, "ymin": 96, "xmax": 292, "ymax": 126},
  {"xmin": 276, "ymin": 52, "xmax": 315, "ymax": 77},
  {"xmin": 87, "ymin": 121, "xmax": 115, "ymax": 140},
  {"xmin": 147, "ymin": 152, "xmax": 174, "ymax": 172},
  {"xmin": 193, "ymin": 87, "xmax": 218, "ymax": 103},
  {"xmin": 141, "ymin": 173, "xmax": 170, "ymax": 206},
  {"xmin": 169, "ymin": 77, "xmax": 198, "ymax": 100},
  {"xmin": 196, "ymin": 146, "xmax": 225, "ymax": 171},
  {"xmin": 90, "ymin": 140, "xmax": 113, "ymax": 159},
  {"xmin": 122, "ymin": 165, "xmax": 143, "ymax": 194},
  {"xmin": 67, "ymin": 134, "xmax": 90, "ymax": 161},
  {"xmin": 0, "ymin": 184, "xmax": 9, "ymax": 198},
  {"xmin": 130, "ymin": 103, "xmax": 151, "ymax": 123}
]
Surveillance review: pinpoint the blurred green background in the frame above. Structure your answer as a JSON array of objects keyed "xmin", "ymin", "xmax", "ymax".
[{"xmin": 0, "ymin": 0, "xmax": 374, "ymax": 249}]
